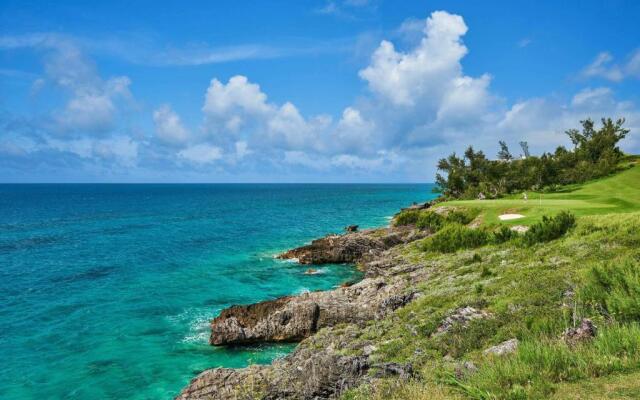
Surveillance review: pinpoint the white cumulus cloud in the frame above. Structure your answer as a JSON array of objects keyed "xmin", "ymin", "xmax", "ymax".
[
  {"xmin": 178, "ymin": 144, "xmax": 224, "ymax": 164},
  {"xmin": 153, "ymin": 104, "xmax": 190, "ymax": 145}
]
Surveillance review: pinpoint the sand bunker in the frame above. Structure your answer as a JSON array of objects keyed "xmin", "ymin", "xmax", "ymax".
[{"xmin": 499, "ymin": 213, "xmax": 525, "ymax": 221}]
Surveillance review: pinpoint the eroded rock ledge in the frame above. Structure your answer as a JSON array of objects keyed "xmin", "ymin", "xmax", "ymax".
[
  {"xmin": 276, "ymin": 225, "xmax": 427, "ymax": 265},
  {"xmin": 210, "ymin": 277, "xmax": 418, "ymax": 346},
  {"xmin": 179, "ymin": 222, "xmax": 430, "ymax": 399}
]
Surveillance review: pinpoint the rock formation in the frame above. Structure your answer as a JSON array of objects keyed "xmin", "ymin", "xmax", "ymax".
[
  {"xmin": 277, "ymin": 226, "xmax": 428, "ymax": 265},
  {"xmin": 562, "ymin": 318, "xmax": 597, "ymax": 346},
  {"xmin": 483, "ymin": 338, "xmax": 519, "ymax": 356},
  {"xmin": 210, "ymin": 276, "xmax": 418, "ymax": 345},
  {"xmin": 179, "ymin": 218, "xmax": 432, "ymax": 399}
]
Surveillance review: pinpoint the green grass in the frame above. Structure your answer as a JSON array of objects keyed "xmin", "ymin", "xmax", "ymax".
[
  {"xmin": 438, "ymin": 162, "xmax": 640, "ymax": 226},
  {"xmin": 551, "ymin": 371, "xmax": 640, "ymax": 399},
  {"xmin": 453, "ymin": 323, "xmax": 640, "ymax": 399},
  {"xmin": 336, "ymin": 164, "xmax": 640, "ymax": 400},
  {"xmin": 339, "ymin": 209, "xmax": 640, "ymax": 400}
]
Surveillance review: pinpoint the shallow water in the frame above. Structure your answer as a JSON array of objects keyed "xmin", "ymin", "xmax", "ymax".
[{"xmin": 0, "ymin": 183, "xmax": 433, "ymax": 399}]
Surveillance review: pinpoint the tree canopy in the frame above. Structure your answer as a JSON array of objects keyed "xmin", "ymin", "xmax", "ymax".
[{"xmin": 435, "ymin": 118, "xmax": 630, "ymax": 199}]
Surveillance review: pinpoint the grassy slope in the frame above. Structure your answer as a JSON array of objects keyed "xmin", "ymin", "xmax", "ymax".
[
  {"xmin": 439, "ymin": 162, "xmax": 640, "ymax": 226},
  {"xmin": 551, "ymin": 371, "xmax": 640, "ymax": 399},
  {"xmin": 340, "ymin": 163, "xmax": 640, "ymax": 400}
]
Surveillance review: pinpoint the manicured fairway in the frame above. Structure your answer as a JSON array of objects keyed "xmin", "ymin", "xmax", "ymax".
[{"xmin": 438, "ymin": 160, "xmax": 640, "ymax": 225}]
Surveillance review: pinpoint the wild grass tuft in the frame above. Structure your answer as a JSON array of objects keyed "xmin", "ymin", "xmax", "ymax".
[
  {"xmin": 581, "ymin": 259, "xmax": 640, "ymax": 322},
  {"xmin": 454, "ymin": 324, "xmax": 640, "ymax": 399}
]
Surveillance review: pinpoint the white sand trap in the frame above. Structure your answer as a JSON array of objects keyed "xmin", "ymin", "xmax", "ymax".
[{"xmin": 499, "ymin": 213, "xmax": 525, "ymax": 221}]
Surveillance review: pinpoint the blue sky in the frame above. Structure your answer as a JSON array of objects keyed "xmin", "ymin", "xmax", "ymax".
[{"xmin": 1, "ymin": 0, "xmax": 640, "ymax": 182}]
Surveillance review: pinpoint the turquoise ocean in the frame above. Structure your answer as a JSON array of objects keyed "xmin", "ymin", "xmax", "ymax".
[{"xmin": 0, "ymin": 184, "xmax": 433, "ymax": 399}]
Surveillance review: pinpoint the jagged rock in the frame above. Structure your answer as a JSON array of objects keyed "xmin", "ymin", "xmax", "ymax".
[
  {"xmin": 210, "ymin": 278, "xmax": 417, "ymax": 345},
  {"xmin": 176, "ymin": 365, "xmax": 271, "ymax": 400},
  {"xmin": 277, "ymin": 226, "xmax": 426, "ymax": 265},
  {"xmin": 304, "ymin": 268, "xmax": 320, "ymax": 275},
  {"xmin": 455, "ymin": 361, "xmax": 478, "ymax": 378},
  {"xmin": 210, "ymin": 297, "xmax": 320, "ymax": 345},
  {"xmin": 178, "ymin": 338, "xmax": 370, "ymax": 400},
  {"xmin": 400, "ymin": 201, "xmax": 431, "ymax": 212},
  {"xmin": 181, "ymin": 223, "xmax": 433, "ymax": 398},
  {"xmin": 363, "ymin": 344, "xmax": 377, "ymax": 356},
  {"xmin": 483, "ymin": 338, "xmax": 519, "ymax": 356},
  {"xmin": 344, "ymin": 225, "xmax": 359, "ymax": 232},
  {"xmin": 277, "ymin": 232, "xmax": 383, "ymax": 264},
  {"xmin": 436, "ymin": 307, "xmax": 491, "ymax": 334},
  {"xmin": 376, "ymin": 292, "xmax": 419, "ymax": 318},
  {"xmin": 372, "ymin": 362, "xmax": 414, "ymax": 379},
  {"xmin": 562, "ymin": 318, "xmax": 597, "ymax": 346}
]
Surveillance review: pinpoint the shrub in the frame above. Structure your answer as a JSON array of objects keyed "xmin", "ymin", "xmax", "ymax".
[
  {"xmin": 581, "ymin": 259, "xmax": 640, "ymax": 322},
  {"xmin": 446, "ymin": 209, "xmax": 479, "ymax": 225},
  {"xmin": 415, "ymin": 208, "xmax": 479, "ymax": 232},
  {"xmin": 523, "ymin": 211, "xmax": 576, "ymax": 245},
  {"xmin": 492, "ymin": 226, "xmax": 517, "ymax": 244},
  {"xmin": 416, "ymin": 211, "xmax": 444, "ymax": 231},
  {"xmin": 480, "ymin": 265, "xmax": 493, "ymax": 277},
  {"xmin": 393, "ymin": 210, "xmax": 421, "ymax": 226},
  {"xmin": 422, "ymin": 224, "xmax": 489, "ymax": 253},
  {"xmin": 464, "ymin": 253, "xmax": 483, "ymax": 265}
]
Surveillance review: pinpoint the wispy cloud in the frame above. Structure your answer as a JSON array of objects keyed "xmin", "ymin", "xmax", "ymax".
[
  {"xmin": 1, "ymin": 32, "xmax": 353, "ymax": 67},
  {"xmin": 0, "ymin": 68, "xmax": 38, "ymax": 80},
  {"xmin": 517, "ymin": 38, "xmax": 532, "ymax": 48},
  {"xmin": 581, "ymin": 49, "xmax": 640, "ymax": 82},
  {"xmin": 144, "ymin": 42, "xmax": 349, "ymax": 66},
  {"xmin": 315, "ymin": 0, "xmax": 378, "ymax": 19}
]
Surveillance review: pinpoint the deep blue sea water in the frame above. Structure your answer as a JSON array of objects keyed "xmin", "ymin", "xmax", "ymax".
[{"xmin": 0, "ymin": 184, "xmax": 434, "ymax": 399}]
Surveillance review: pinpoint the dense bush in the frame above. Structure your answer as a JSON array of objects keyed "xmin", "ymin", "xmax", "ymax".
[
  {"xmin": 393, "ymin": 210, "xmax": 421, "ymax": 226},
  {"xmin": 581, "ymin": 259, "xmax": 640, "ymax": 322},
  {"xmin": 523, "ymin": 211, "xmax": 576, "ymax": 245},
  {"xmin": 396, "ymin": 208, "xmax": 478, "ymax": 232},
  {"xmin": 415, "ymin": 211, "xmax": 444, "ymax": 231},
  {"xmin": 436, "ymin": 118, "xmax": 630, "ymax": 199},
  {"xmin": 491, "ymin": 225, "xmax": 518, "ymax": 244},
  {"xmin": 446, "ymin": 209, "xmax": 479, "ymax": 225},
  {"xmin": 421, "ymin": 224, "xmax": 489, "ymax": 253}
]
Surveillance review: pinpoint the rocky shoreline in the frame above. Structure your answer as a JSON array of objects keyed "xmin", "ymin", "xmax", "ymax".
[{"xmin": 178, "ymin": 205, "xmax": 432, "ymax": 399}]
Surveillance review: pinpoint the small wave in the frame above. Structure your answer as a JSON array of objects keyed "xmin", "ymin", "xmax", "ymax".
[
  {"xmin": 166, "ymin": 308, "xmax": 215, "ymax": 345},
  {"xmin": 303, "ymin": 267, "xmax": 326, "ymax": 275},
  {"xmin": 296, "ymin": 287, "xmax": 311, "ymax": 295},
  {"xmin": 182, "ymin": 316, "xmax": 211, "ymax": 344}
]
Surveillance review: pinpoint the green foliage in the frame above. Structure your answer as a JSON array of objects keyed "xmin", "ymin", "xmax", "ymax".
[
  {"xmin": 341, "ymin": 212, "xmax": 640, "ymax": 400},
  {"xmin": 581, "ymin": 259, "xmax": 640, "ymax": 322},
  {"xmin": 522, "ymin": 211, "xmax": 576, "ymax": 245},
  {"xmin": 416, "ymin": 211, "xmax": 444, "ymax": 231},
  {"xmin": 446, "ymin": 209, "xmax": 479, "ymax": 225},
  {"xmin": 436, "ymin": 118, "xmax": 630, "ymax": 199},
  {"xmin": 455, "ymin": 324, "xmax": 640, "ymax": 400},
  {"xmin": 491, "ymin": 225, "xmax": 517, "ymax": 244},
  {"xmin": 396, "ymin": 208, "xmax": 479, "ymax": 232},
  {"xmin": 393, "ymin": 210, "xmax": 421, "ymax": 226},
  {"xmin": 421, "ymin": 224, "xmax": 489, "ymax": 253}
]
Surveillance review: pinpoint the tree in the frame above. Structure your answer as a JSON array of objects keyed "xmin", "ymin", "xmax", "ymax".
[
  {"xmin": 434, "ymin": 117, "xmax": 630, "ymax": 200},
  {"xmin": 497, "ymin": 141, "xmax": 513, "ymax": 161},
  {"xmin": 519, "ymin": 141, "xmax": 530, "ymax": 158}
]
